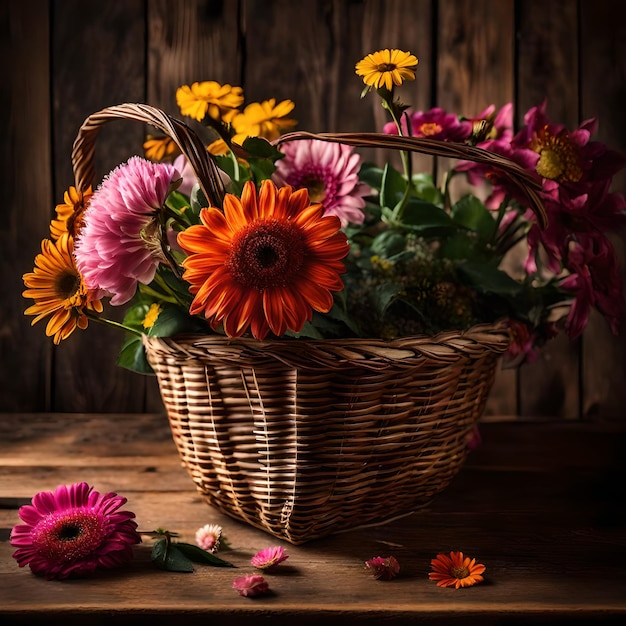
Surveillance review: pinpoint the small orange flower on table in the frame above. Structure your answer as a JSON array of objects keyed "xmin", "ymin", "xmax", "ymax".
[{"xmin": 429, "ymin": 551, "xmax": 486, "ymax": 588}]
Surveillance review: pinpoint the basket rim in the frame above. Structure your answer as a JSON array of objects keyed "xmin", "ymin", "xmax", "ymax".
[{"xmin": 143, "ymin": 318, "xmax": 511, "ymax": 369}]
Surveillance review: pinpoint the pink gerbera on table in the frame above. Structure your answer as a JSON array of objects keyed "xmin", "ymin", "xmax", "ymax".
[{"xmin": 10, "ymin": 482, "xmax": 141, "ymax": 580}]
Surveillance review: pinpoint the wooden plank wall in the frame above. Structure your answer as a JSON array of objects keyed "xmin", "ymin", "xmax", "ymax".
[{"xmin": 1, "ymin": 0, "xmax": 625, "ymax": 419}]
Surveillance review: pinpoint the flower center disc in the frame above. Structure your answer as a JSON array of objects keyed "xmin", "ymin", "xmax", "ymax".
[
  {"xmin": 229, "ymin": 219, "xmax": 305, "ymax": 290},
  {"xmin": 32, "ymin": 509, "xmax": 106, "ymax": 561}
]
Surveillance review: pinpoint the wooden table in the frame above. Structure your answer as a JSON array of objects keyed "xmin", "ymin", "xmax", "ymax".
[{"xmin": 1, "ymin": 412, "xmax": 625, "ymax": 625}]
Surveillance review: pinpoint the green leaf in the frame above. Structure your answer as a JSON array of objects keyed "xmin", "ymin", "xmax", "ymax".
[
  {"xmin": 380, "ymin": 162, "xmax": 408, "ymax": 210},
  {"xmin": 145, "ymin": 304, "xmax": 198, "ymax": 338},
  {"xmin": 190, "ymin": 185, "xmax": 209, "ymax": 215},
  {"xmin": 151, "ymin": 539, "xmax": 195, "ymax": 573},
  {"xmin": 411, "ymin": 173, "xmax": 443, "ymax": 204},
  {"xmin": 458, "ymin": 260, "xmax": 524, "ymax": 296},
  {"xmin": 174, "ymin": 542, "xmax": 235, "ymax": 567},
  {"xmin": 371, "ymin": 282, "xmax": 404, "ymax": 317},
  {"xmin": 358, "ymin": 162, "xmax": 384, "ymax": 191},
  {"xmin": 242, "ymin": 136, "xmax": 284, "ymax": 160},
  {"xmin": 116, "ymin": 334, "xmax": 153, "ymax": 374},
  {"xmin": 400, "ymin": 198, "xmax": 455, "ymax": 231},
  {"xmin": 370, "ymin": 230, "xmax": 406, "ymax": 257},
  {"xmin": 166, "ymin": 190, "xmax": 191, "ymax": 212},
  {"xmin": 248, "ymin": 157, "xmax": 276, "ymax": 182},
  {"xmin": 451, "ymin": 194, "xmax": 497, "ymax": 241}
]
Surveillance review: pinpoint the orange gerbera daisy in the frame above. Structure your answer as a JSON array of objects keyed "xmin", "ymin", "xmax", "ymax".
[
  {"xmin": 429, "ymin": 551, "xmax": 486, "ymax": 589},
  {"xmin": 23, "ymin": 233, "xmax": 103, "ymax": 344},
  {"xmin": 49, "ymin": 185, "xmax": 93, "ymax": 240},
  {"xmin": 177, "ymin": 179, "xmax": 349, "ymax": 339}
]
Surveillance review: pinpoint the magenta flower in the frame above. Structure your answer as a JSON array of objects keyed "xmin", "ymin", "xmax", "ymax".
[
  {"xmin": 272, "ymin": 139, "xmax": 369, "ymax": 227},
  {"xmin": 250, "ymin": 545, "xmax": 289, "ymax": 569},
  {"xmin": 10, "ymin": 482, "xmax": 140, "ymax": 580},
  {"xmin": 384, "ymin": 107, "xmax": 472, "ymax": 142},
  {"xmin": 365, "ymin": 555, "xmax": 400, "ymax": 580},
  {"xmin": 561, "ymin": 234, "xmax": 625, "ymax": 337},
  {"xmin": 514, "ymin": 99, "xmax": 626, "ymax": 191},
  {"xmin": 232, "ymin": 574, "xmax": 270, "ymax": 597},
  {"xmin": 74, "ymin": 156, "xmax": 178, "ymax": 305},
  {"xmin": 469, "ymin": 102, "xmax": 514, "ymax": 143}
]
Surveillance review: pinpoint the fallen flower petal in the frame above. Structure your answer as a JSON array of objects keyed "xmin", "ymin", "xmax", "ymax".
[
  {"xmin": 251, "ymin": 545, "xmax": 289, "ymax": 569},
  {"xmin": 365, "ymin": 555, "xmax": 400, "ymax": 580},
  {"xmin": 429, "ymin": 551, "xmax": 486, "ymax": 588},
  {"xmin": 232, "ymin": 574, "xmax": 270, "ymax": 597}
]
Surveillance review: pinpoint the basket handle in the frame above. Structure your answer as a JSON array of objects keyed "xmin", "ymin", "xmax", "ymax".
[
  {"xmin": 277, "ymin": 130, "xmax": 548, "ymax": 228},
  {"xmin": 71, "ymin": 102, "xmax": 225, "ymax": 207}
]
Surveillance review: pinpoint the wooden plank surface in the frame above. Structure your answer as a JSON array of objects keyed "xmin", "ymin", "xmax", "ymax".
[
  {"xmin": 50, "ymin": 0, "xmax": 148, "ymax": 412},
  {"xmin": 0, "ymin": 413, "xmax": 624, "ymax": 624}
]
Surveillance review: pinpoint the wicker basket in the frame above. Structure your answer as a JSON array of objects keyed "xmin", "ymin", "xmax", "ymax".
[{"xmin": 71, "ymin": 104, "xmax": 544, "ymax": 543}]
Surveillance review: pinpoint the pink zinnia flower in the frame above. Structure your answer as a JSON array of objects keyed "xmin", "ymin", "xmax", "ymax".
[
  {"xmin": 74, "ymin": 156, "xmax": 178, "ymax": 305},
  {"xmin": 272, "ymin": 139, "xmax": 369, "ymax": 227},
  {"xmin": 250, "ymin": 545, "xmax": 289, "ymax": 569},
  {"xmin": 10, "ymin": 482, "xmax": 140, "ymax": 580},
  {"xmin": 195, "ymin": 523, "xmax": 222, "ymax": 553},
  {"xmin": 365, "ymin": 555, "xmax": 400, "ymax": 580},
  {"xmin": 232, "ymin": 574, "xmax": 270, "ymax": 597}
]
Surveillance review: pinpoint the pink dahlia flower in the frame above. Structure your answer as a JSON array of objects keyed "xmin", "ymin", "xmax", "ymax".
[
  {"xmin": 74, "ymin": 156, "xmax": 178, "ymax": 305},
  {"xmin": 272, "ymin": 139, "xmax": 369, "ymax": 227},
  {"xmin": 250, "ymin": 545, "xmax": 289, "ymax": 569},
  {"xmin": 232, "ymin": 574, "xmax": 270, "ymax": 597},
  {"xmin": 10, "ymin": 482, "xmax": 140, "ymax": 580}
]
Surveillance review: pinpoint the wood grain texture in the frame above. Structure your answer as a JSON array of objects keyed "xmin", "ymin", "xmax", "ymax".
[
  {"xmin": 0, "ymin": 1, "xmax": 53, "ymax": 411},
  {"xmin": 2, "ymin": 0, "xmax": 626, "ymax": 419},
  {"xmin": 0, "ymin": 412, "xmax": 624, "ymax": 624},
  {"xmin": 515, "ymin": 0, "xmax": 581, "ymax": 419},
  {"xmin": 436, "ymin": 0, "xmax": 517, "ymax": 416},
  {"xmin": 579, "ymin": 0, "xmax": 626, "ymax": 420},
  {"xmin": 51, "ymin": 0, "xmax": 148, "ymax": 412}
]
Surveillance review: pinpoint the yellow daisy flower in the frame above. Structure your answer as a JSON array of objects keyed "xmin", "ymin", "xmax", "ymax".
[
  {"xmin": 142, "ymin": 303, "xmax": 162, "ymax": 329},
  {"xmin": 143, "ymin": 135, "xmax": 180, "ymax": 162},
  {"xmin": 207, "ymin": 138, "xmax": 230, "ymax": 156},
  {"xmin": 355, "ymin": 48, "xmax": 418, "ymax": 91},
  {"xmin": 176, "ymin": 81, "xmax": 244, "ymax": 123},
  {"xmin": 23, "ymin": 233, "xmax": 103, "ymax": 344},
  {"xmin": 49, "ymin": 186, "xmax": 93, "ymax": 241},
  {"xmin": 231, "ymin": 99, "xmax": 297, "ymax": 145}
]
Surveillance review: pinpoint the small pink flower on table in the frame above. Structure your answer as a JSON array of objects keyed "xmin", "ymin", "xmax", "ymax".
[
  {"xmin": 232, "ymin": 574, "xmax": 270, "ymax": 597},
  {"xmin": 195, "ymin": 523, "xmax": 223, "ymax": 553},
  {"xmin": 251, "ymin": 545, "xmax": 289, "ymax": 569},
  {"xmin": 365, "ymin": 555, "xmax": 400, "ymax": 580}
]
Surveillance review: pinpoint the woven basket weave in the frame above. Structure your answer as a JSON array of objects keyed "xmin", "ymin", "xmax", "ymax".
[{"xmin": 71, "ymin": 104, "xmax": 543, "ymax": 543}]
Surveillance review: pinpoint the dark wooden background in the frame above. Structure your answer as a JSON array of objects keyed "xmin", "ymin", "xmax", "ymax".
[{"xmin": 1, "ymin": 0, "xmax": 625, "ymax": 419}]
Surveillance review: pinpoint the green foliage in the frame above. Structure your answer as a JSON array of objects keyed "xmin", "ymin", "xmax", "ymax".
[{"xmin": 150, "ymin": 533, "xmax": 235, "ymax": 573}]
